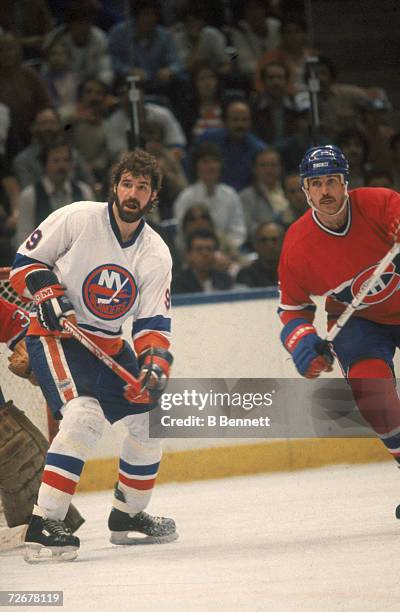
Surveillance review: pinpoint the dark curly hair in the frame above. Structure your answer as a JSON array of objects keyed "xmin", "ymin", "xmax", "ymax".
[{"xmin": 109, "ymin": 149, "xmax": 162, "ymax": 202}]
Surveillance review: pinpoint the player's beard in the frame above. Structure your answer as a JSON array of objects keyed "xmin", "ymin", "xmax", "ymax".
[{"xmin": 113, "ymin": 192, "xmax": 154, "ymax": 223}]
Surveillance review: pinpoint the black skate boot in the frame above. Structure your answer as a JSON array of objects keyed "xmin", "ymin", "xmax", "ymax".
[
  {"xmin": 108, "ymin": 485, "xmax": 178, "ymax": 545},
  {"xmin": 24, "ymin": 505, "xmax": 80, "ymax": 563}
]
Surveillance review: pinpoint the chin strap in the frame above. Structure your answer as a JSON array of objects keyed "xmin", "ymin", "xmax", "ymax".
[{"xmin": 302, "ymin": 180, "xmax": 349, "ymax": 218}]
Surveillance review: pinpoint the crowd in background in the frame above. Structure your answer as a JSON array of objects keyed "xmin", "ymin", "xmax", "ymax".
[{"xmin": 0, "ymin": 0, "xmax": 399, "ymax": 295}]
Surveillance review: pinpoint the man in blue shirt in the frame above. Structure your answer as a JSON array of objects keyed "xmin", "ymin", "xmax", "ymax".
[
  {"xmin": 190, "ymin": 99, "xmax": 267, "ymax": 192},
  {"xmin": 108, "ymin": 0, "xmax": 183, "ymax": 96}
]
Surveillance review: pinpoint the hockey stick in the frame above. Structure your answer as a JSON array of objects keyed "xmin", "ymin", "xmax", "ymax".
[
  {"xmin": 60, "ymin": 318, "xmax": 144, "ymax": 395},
  {"xmin": 326, "ymin": 242, "xmax": 400, "ymax": 344}
]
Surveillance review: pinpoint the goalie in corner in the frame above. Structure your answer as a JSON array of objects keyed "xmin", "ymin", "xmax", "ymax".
[{"xmin": 0, "ymin": 296, "xmax": 84, "ymax": 552}]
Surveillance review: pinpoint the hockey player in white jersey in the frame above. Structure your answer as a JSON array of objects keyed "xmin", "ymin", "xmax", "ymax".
[{"xmin": 10, "ymin": 149, "xmax": 176, "ymax": 562}]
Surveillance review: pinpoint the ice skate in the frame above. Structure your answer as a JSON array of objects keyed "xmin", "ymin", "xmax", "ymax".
[
  {"xmin": 108, "ymin": 486, "xmax": 178, "ymax": 545},
  {"xmin": 23, "ymin": 506, "xmax": 80, "ymax": 563}
]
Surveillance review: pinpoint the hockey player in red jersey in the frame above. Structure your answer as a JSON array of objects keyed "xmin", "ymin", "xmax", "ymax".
[
  {"xmin": 0, "ymin": 296, "xmax": 31, "ymax": 406},
  {"xmin": 10, "ymin": 149, "xmax": 176, "ymax": 562},
  {"xmin": 279, "ymin": 145, "xmax": 400, "ymax": 499}
]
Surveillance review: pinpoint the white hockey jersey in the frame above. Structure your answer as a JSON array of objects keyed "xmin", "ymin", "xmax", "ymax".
[{"xmin": 10, "ymin": 201, "xmax": 172, "ymax": 355}]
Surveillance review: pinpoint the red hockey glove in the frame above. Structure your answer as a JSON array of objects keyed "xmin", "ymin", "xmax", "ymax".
[
  {"xmin": 389, "ymin": 216, "xmax": 400, "ymax": 243},
  {"xmin": 281, "ymin": 318, "xmax": 334, "ymax": 379},
  {"xmin": 123, "ymin": 347, "xmax": 173, "ymax": 404},
  {"xmin": 25, "ymin": 269, "xmax": 77, "ymax": 332},
  {"xmin": 139, "ymin": 347, "xmax": 173, "ymax": 401}
]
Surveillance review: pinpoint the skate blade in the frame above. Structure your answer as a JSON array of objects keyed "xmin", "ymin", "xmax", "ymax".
[
  {"xmin": 24, "ymin": 543, "xmax": 79, "ymax": 563},
  {"xmin": 0, "ymin": 524, "xmax": 28, "ymax": 551},
  {"xmin": 110, "ymin": 531, "xmax": 179, "ymax": 545}
]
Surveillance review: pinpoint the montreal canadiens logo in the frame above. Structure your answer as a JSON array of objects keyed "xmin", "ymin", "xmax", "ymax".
[
  {"xmin": 82, "ymin": 264, "xmax": 137, "ymax": 319},
  {"xmin": 351, "ymin": 262, "xmax": 400, "ymax": 305}
]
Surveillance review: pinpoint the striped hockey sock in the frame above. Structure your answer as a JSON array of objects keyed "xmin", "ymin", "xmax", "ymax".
[
  {"xmin": 116, "ymin": 458, "xmax": 160, "ymax": 516},
  {"xmin": 38, "ymin": 452, "xmax": 84, "ymax": 520}
]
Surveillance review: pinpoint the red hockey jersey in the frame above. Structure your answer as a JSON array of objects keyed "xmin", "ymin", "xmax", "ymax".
[
  {"xmin": 279, "ymin": 187, "xmax": 400, "ymax": 326},
  {"xmin": 0, "ymin": 297, "xmax": 30, "ymax": 348}
]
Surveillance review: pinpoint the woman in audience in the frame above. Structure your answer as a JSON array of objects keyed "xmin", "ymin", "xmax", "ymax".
[
  {"xmin": 180, "ymin": 64, "xmax": 225, "ymax": 144},
  {"xmin": 41, "ymin": 39, "xmax": 80, "ymax": 119}
]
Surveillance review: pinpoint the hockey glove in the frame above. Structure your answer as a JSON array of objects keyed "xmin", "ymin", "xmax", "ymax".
[
  {"xmin": 25, "ymin": 269, "xmax": 76, "ymax": 332},
  {"xmin": 389, "ymin": 215, "xmax": 400, "ymax": 243},
  {"xmin": 124, "ymin": 347, "xmax": 173, "ymax": 403},
  {"xmin": 281, "ymin": 318, "xmax": 334, "ymax": 379},
  {"xmin": 8, "ymin": 339, "xmax": 38, "ymax": 386}
]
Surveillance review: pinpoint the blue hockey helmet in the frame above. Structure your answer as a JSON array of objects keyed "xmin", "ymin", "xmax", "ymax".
[{"xmin": 299, "ymin": 145, "xmax": 349, "ymax": 185}]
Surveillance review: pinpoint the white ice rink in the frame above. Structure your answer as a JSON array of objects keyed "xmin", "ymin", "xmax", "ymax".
[{"xmin": 2, "ymin": 462, "xmax": 400, "ymax": 612}]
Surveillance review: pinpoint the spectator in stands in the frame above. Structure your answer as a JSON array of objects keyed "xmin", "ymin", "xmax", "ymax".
[
  {"xmin": 0, "ymin": 33, "xmax": 51, "ymax": 152},
  {"xmin": 172, "ymin": 5, "xmax": 229, "ymax": 76},
  {"xmin": 298, "ymin": 55, "xmax": 368, "ymax": 141},
  {"xmin": 181, "ymin": 64, "xmax": 225, "ymax": 144},
  {"xmin": 255, "ymin": 15, "xmax": 317, "ymax": 95},
  {"xmin": 16, "ymin": 138, "xmax": 93, "ymax": 245},
  {"xmin": 108, "ymin": 0, "xmax": 183, "ymax": 98},
  {"xmin": 251, "ymin": 61, "xmax": 297, "ymax": 145},
  {"xmin": 229, "ymin": 0, "xmax": 281, "ymax": 86},
  {"xmin": 12, "ymin": 107, "xmax": 94, "ymax": 190},
  {"xmin": 104, "ymin": 79, "xmax": 187, "ymax": 162},
  {"xmin": 283, "ymin": 172, "xmax": 307, "ymax": 222},
  {"xmin": 240, "ymin": 148, "xmax": 292, "ymax": 240},
  {"xmin": 0, "ymin": 103, "xmax": 11, "ymax": 158},
  {"xmin": 365, "ymin": 169, "xmax": 394, "ymax": 189},
  {"xmin": 191, "ymin": 99, "xmax": 267, "ymax": 191},
  {"xmin": 40, "ymin": 39, "xmax": 80, "ymax": 119},
  {"xmin": 171, "ymin": 228, "xmax": 234, "ymax": 294},
  {"xmin": 67, "ymin": 77, "xmax": 115, "ymax": 193},
  {"xmin": 358, "ymin": 94, "xmax": 395, "ymax": 174},
  {"xmin": 336, "ymin": 128, "xmax": 369, "ymax": 189},
  {"xmin": 236, "ymin": 221, "xmax": 284, "ymax": 287},
  {"xmin": 175, "ymin": 204, "xmax": 244, "ymax": 278},
  {"xmin": 274, "ymin": 94, "xmax": 323, "ymax": 173},
  {"xmin": 45, "ymin": 3, "xmax": 113, "ymax": 86},
  {"xmin": 174, "ymin": 142, "xmax": 246, "ymax": 248},
  {"xmin": 47, "ymin": 0, "xmax": 124, "ymax": 33},
  {"xmin": 142, "ymin": 120, "xmax": 187, "ymax": 221},
  {"xmin": 0, "ymin": 156, "xmax": 19, "ymax": 265},
  {"xmin": 0, "ymin": 0, "xmax": 53, "ymax": 61},
  {"xmin": 390, "ymin": 131, "xmax": 400, "ymax": 191}
]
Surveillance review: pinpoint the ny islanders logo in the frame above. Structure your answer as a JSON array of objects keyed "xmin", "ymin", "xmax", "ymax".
[
  {"xmin": 351, "ymin": 261, "xmax": 400, "ymax": 306},
  {"xmin": 82, "ymin": 264, "xmax": 137, "ymax": 319}
]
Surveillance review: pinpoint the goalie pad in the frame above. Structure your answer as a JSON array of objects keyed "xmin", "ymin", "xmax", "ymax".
[{"xmin": 0, "ymin": 401, "xmax": 84, "ymax": 533}]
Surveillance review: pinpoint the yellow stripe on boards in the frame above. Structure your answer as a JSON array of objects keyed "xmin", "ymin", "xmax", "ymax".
[{"xmin": 77, "ymin": 438, "xmax": 390, "ymax": 493}]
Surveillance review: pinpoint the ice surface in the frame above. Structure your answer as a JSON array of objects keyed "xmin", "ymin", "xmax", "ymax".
[{"xmin": 1, "ymin": 462, "xmax": 400, "ymax": 612}]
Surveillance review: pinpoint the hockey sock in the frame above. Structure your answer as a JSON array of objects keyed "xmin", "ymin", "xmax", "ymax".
[
  {"xmin": 37, "ymin": 397, "xmax": 104, "ymax": 520},
  {"xmin": 115, "ymin": 432, "xmax": 162, "ymax": 516},
  {"xmin": 348, "ymin": 359, "xmax": 400, "ymax": 463}
]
